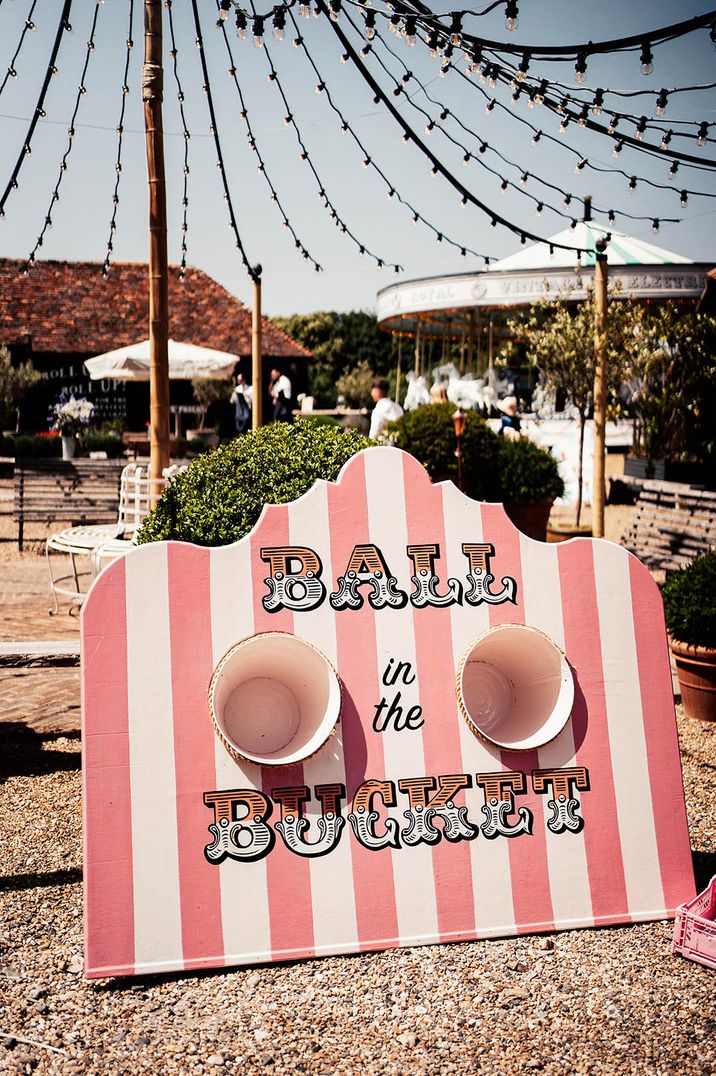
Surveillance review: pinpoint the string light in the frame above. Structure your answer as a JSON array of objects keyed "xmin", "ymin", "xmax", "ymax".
[
  {"xmin": 217, "ymin": 11, "xmax": 321, "ymax": 271},
  {"xmin": 23, "ymin": 1, "xmax": 101, "ymax": 274},
  {"xmin": 574, "ymin": 52, "xmax": 587, "ymax": 83},
  {"xmin": 697, "ymin": 121, "xmax": 709, "ymax": 147},
  {"xmin": 0, "ymin": 1, "xmax": 71, "ymax": 221},
  {"xmin": 655, "ymin": 88, "xmax": 668, "ymax": 116},
  {"xmin": 640, "ymin": 41, "xmax": 654, "ymax": 76},
  {"xmin": 504, "ymin": 0, "xmax": 518, "ymax": 32},
  {"xmin": 166, "ymin": 0, "xmax": 193, "ymax": 280},
  {"xmin": 0, "ymin": 0, "xmax": 39, "ymax": 101},
  {"xmin": 191, "ymin": 0, "xmax": 258, "ymax": 282},
  {"xmin": 285, "ymin": 7, "xmax": 489, "ymax": 263},
  {"xmin": 102, "ymin": 0, "xmax": 134, "ymax": 277}
]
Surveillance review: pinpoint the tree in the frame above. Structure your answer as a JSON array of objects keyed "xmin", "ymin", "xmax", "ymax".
[
  {"xmin": 507, "ymin": 287, "xmax": 634, "ymax": 527},
  {"xmin": 271, "ymin": 311, "xmax": 399, "ymax": 406},
  {"xmin": 191, "ymin": 378, "xmax": 232, "ymax": 430},
  {"xmin": 622, "ymin": 307, "xmax": 716, "ymax": 467},
  {"xmin": 0, "ymin": 346, "xmax": 42, "ymax": 433},
  {"xmin": 335, "ymin": 360, "xmax": 375, "ymax": 408}
]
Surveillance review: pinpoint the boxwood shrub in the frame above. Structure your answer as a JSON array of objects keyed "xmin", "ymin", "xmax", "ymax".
[
  {"xmin": 137, "ymin": 419, "xmax": 374, "ymax": 547},
  {"xmin": 662, "ymin": 551, "xmax": 716, "ymax": 648},
  {"xmin": 385, "ymin": 402, "xmax": 501, "ymax": 501},
  {"xmin": 497, "ymin": 437, "xmax": 564, "ymax": 505}
]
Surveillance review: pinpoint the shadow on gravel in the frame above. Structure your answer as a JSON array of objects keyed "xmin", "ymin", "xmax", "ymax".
[
  {"xmin": 0, "ymin": 866, "xmax": 82, "ymax": 892},
  {"xmin": 693, "ymin": 849, "xmax": 716, "ymax": 892},
  {"xmin": 0, "ymin": 725, "xmax": 81, "ymax": 781}
]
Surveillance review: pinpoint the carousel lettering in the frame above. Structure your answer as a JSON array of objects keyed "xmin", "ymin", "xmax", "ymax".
[
  {"xmin": 203, "ymin": 766, "xmax": 589, "ymax": 864},
  {"xmin": 260, "ymin": 542, "xmax": 516, "ymax": 614}
]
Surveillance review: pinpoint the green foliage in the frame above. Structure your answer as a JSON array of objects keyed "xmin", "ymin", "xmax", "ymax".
[
  {"xmin": 78, "ymin": 432, "xmax": 125, "ymax": 458},
  {"xmin": 386, "ymin": 403, "xmax": 501, "ymax": 501},
  {"xmin": 624, "ymin": 308, "xmax": 716, "ymax": 466},
  {"xmin": 0, "ymin": 345, "xmax": 42, "ymax": 431},
  {"xmin": 662, "ymin": 552, "xmax": 716, "ymax": 648},
  {"xmin": 137, "ymin": 419, "xmax": 374, "ymax": 546},
  {"xmin": 497, "ymin": 437, "xmax": 564, "ymax": 504},
  {"xmin": 335, "ymin": 360, "xmax": 374, "ymax": 409},
  {"xmin": 0, "ymin": 433, "xmax": 61, "ymax": 458},
  {"xmin": 271, "ymin": 311, "xmax": 398, "ymax": 406}
]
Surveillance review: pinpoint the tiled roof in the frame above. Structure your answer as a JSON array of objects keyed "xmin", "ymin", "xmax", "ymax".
[{"xmin": 0, "ymin": 258, "xmax": 310, "ymax": 359}]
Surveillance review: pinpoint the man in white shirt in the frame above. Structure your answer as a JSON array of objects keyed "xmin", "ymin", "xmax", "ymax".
[
  {"xmin": 369, "ymin": 378, "xmax": 403, "ymax": 439},
  {"xmin": 270, "ymin": 366, "xmax": 293, "ymax": 423}
]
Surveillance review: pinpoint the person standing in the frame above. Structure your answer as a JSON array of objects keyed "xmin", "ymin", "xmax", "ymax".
[
  {"xmin": 497, "ymin": 395, "xmax": 522, "ymax": 437},
  {"xmin": 369, "ymin": 378, "xmax": 403, "ymax": 439},
  {"xmin": 230, "ymin": 373, "xmax": 252, "ymax": 435},
  {"xmin": 270, "ymin": 366, "xmax": 293, "ymax": 423}
]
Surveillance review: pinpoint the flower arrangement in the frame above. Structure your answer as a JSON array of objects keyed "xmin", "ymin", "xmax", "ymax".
[{"xmin": 49, "ymin": 393, "xmax": 95, "ymax": 436}]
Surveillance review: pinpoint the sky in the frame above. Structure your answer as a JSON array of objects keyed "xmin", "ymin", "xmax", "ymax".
[{"xmin": 0, "ymin": 0, "xmax": 714, "ymax": 316}]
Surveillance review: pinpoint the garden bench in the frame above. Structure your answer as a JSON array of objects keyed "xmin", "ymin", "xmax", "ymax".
[
  {"xmin": 621, "ymin": 480, "xmax": 716, "ymax": 574},
  {"xmin": 13, "ymin": 458, "xmax": 126, "ymax": 551}
]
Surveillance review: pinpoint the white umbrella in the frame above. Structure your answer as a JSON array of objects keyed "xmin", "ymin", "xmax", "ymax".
[{"xmin": 84, "ymin": 338, "xmax": 239, "ymax": 381}]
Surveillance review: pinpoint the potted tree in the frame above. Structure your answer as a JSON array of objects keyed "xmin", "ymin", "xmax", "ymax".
[
  {"xmin": 662, "ymin": 552, "xmax": 716, "ymax": 722},
  {"xmin": 507, "ymin": 285, "xmax": 634, "ymax": 538},
  {"xmin": 497, "ymin": 437, "xmax": 565, "ymax": 541}
]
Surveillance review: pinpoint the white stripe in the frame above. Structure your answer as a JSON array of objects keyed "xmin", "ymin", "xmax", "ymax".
[
  {"xmin": 519, "ymin": 535, "xmax": 594, "ymax": 928},
  {"xmin": 125, "ymin": 545, "xmax": 183, "ymax": 966},
  {"xmin": 592, "ymin": 541, "xmax": 666, "ymax": 916},
  {"xmin": 364, "ymin": 450, "xmax": 440, "ymax": 945},
  {"xmin": 288, "ymin": 482, "xmax": 360, "ymax": 953},
  {"xmin": 441, "ymin": 483, "xmax": 517, "ymax": 937},
  {"xmin": 210, "ymin": 541, "xmax": 273, "ymax": 964}
]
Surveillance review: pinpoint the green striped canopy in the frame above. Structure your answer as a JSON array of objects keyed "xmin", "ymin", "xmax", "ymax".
[{"xmin": 489, "ymin": 222, "xmax": 692, "ymax": 272}]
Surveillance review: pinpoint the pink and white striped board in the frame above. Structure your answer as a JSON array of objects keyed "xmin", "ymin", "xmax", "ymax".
[{"xmin": 81, "ymin": 447, "xmax": 694, "ymax": 978}]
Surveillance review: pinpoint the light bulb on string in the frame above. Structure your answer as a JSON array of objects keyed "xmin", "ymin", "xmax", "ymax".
[
  {"xmin": 235, "ymin": 11, "xmax": 247, "ymax": 38},
  {"xmin": 592, "ymin": 88, "xmax": 604, "ymax": 116},
  {"xmin": 531, "ymin": 129, "xmax": 542, "ymax": 144},
  {"xmin": 364, "ymin": 11, "xmax": 376, "ymax": 38},
  {"xmin": 668, "ymin": 161, "xmax": 679, "ymax": 180},
  {"xmin": 519, "ymin": 171, "xmax": 528, "ymax": 186},
  {"xmin": 607, "ymin": 114, "xmax": 619, "ymax": 135},
  {"xmin": 635, "ymin": 116, "xmax": 647, "ymax": 141},
  {"xmin": 652, "ymin": 218, "xmax": 659, "ymax": 233},
  {"xmin": 504, "ymin": 0, "xmax": 518, "ymax": 32},
  {"xmin": 219, "ymin": 0, "xmax": 231, "ymax": 21},
  {"xmin": 559, "ymin": 116, "xmax": 569, "ymax": 134},
  {"xmin": 517, "ymin": 52, "xmax": 529, "ymax": 80},
  {"xmin": 574, "ymin": 52, "xmax": 587, "ymax": 83},
  {"xmin": 680, "ymin": 190, "xmax": 688, "ymax": 207},
  {"xmin": 660, "ymin": 129, "xmax": 672, "ymax": 150},
  {"xmin": 575, "ymin": 157, "xmax": 587, "ymax": 173},
  {"xmin": 655, "ymin": 89, "xmax": 668, "ymax": 117},
  {"xmin": 535, "ymin": 202, "xmax": 543, "ymax": 216},
  {"xmin": 252, "ymin": 16, "xmax": 264, "ymax": 46},
  {"xmin": 405, "ymin": 16, "xmax": 416, "ymax": 45},
  {"xmin": 629, "ymin": 176, "xmax": 637, "ymax": 194},
  {"xmin": 578, "ymin": 105, "xmax": 588, "ymax": 128},
  {"xmin": 697, "ymin": 122, "xmax": 708, "ymax": 147},
  {"xmin": 485, "ymin": 99, "xmax": 495, "ymax": 115},
  {"xmin": 534, "ymin": 79, "xmax": 548, "ymax": 105},
  {"xmin": 640, "ymin": 41, "xmax": 653, "ymax": 76},
  {"xmin": 612, "ymin": 139, "xmax": 624, "ymax": 156},
  {"xmin": 450, "ymin": 13, "xmax": 462, "ymax": 45}
]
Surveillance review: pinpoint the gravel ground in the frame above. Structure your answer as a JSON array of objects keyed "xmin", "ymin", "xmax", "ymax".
[{"xmin": 0, "ymin": 709, "xmax": 714, "ymax": 1075}]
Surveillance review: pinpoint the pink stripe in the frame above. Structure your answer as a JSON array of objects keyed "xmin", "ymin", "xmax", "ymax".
[
  {"xmin": 558, "ymin": 541, "xmax": 629, "ymax": 925},
  {"xmin": 628, "ymin": 556, "xmax": 695, "ymax": 912},
  {"xmin": 82, "ymin": 559, "xmax": 135, "ymax": 977},
  {"xmin": 482, "ymin": 507, "xmax": 555, "ymax": 934},
  {"xmin": 168, "ymin": 544, "xmax": 224, "ymax": 970},
  {"xmin": 403, "ymin": 457, "xmax": 475, "ymax": 942},
  {"xmin": 329, "ymin": 454, "xmax": 399, "ymax": 949},
  {"xmin": 251, "ymin": 506, "xmax": 315, "ymax": 960}
]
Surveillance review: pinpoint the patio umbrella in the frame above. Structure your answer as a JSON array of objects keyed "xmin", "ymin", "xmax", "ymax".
[{"xmin": 84, "ymin": 338, "xmax": 239, "ymax": 381}]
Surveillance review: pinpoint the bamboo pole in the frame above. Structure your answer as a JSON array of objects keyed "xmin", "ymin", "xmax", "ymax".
[
  {"xmin": 414, "ymin": 322, "xmax": 420, "ymax": 377},
  {"xmin": 143, "ymin": 0, "xmax": 170, "ymax": 494},
  {"xmin": 395, "ymin": 335, "xmax": 402, "ymax": 404},
  {"xmin": 592, "ymin": 244, "xmax": 609, "ymax": 538},
  {"xmin": 252, "ymin": 266, "xmax": 263, "ymax": 429}
]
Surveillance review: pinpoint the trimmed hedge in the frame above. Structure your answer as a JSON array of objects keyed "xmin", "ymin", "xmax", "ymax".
[
  {"xmin": 386, "ymin": 402, "xmax": 501, "ymax": 501},
  {"xmin": 662, "ymin": 551, "xmax": 716, "ymax": 649},
  {"xmin": 0, "ymin": 433, "xmax": 61, "ymax": 458},
  {"xmin": 137, "ymin": 419, "xmax": 374, "ymax": 547},
  {"xmin": 497, "ymin": 437, "xmax": 564, "ymax": 505}
]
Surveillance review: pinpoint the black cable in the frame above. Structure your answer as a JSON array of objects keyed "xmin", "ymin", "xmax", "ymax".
[
  {"xmin": 217, "ymin": 6, "xmax": 322, "ymax": 271},
  {"xmin": 324, "ymin": 4, "xmax": 587, "ymax": 255},
  {"xmin": 166, "ymin": 0, "xmax": 193, "ymax": 279},
  {"xmin": 0, "ymin": 0, "xmax": 72, "ymax": 219},
  {"xmin": 191, "ymin": 0, "xmax": 259, "ymax": 283},
  {"xmin": 0, "ymin": 0, "xmax": 39, "ymax": 100},
  {"xmin": 23, "ymin": 1, "xmax": 100, "ymax": 272},
  {"xmin": 250, "ymin": 3, "xmax": 402, "ymax": 272},
  {"xmin": 287, "ymin": 8, "xmax": 492, "ymax": 260},
  {"xmin": 102, "ymin": 0, "xmax": 135, "ymax": 277}
]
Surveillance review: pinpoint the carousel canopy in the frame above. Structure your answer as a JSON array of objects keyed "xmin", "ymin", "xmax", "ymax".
[
  {"xmin": 377, "ymin": 224, "xmax": 707, "ymax": 339},
  {"xmin": 490, "ymin": 222, "xmax": 693, "ymax": 272},
  {"xmin": 84, "ymin": 338, "xmax": 239, "ymax": 381}
]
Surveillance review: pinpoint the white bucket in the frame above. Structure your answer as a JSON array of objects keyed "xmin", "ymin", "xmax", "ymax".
[
  {"xmin": 456, "ymin": 625, "xmax": 574, "ymax": 751},
  {"xmin": 209, "ymin": 632, "xmax": 342, "ymax": 766}
]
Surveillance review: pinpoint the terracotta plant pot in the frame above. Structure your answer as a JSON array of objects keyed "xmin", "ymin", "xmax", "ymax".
[
  {"xmin": 503, "ymin": 500, "xmax": 553, "ymax": 542},
  {"xmin": 669, "ymin": 639, "xmax": 716, "ymax": 722}
]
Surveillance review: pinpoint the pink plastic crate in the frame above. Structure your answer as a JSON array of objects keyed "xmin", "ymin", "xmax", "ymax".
[{"xmin": 672, "ymin": 876, "xmax": 716, "ymax": 970}]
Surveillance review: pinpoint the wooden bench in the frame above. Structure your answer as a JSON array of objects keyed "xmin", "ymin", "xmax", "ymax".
[
  {"xmin": 13, "ymin": 458, "xmax": 126, "ymax": 551},
  {"xmin": 622, "ymin": 480, "xmax": 716, "ymax": 574}
]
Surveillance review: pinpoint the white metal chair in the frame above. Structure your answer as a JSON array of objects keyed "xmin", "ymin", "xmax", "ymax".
[{"xmin": 46, "ymin": 463, "xmax": 184, "ymax": 614}]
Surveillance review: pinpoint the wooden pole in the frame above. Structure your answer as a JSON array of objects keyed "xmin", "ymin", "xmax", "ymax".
[
  {"xmin": 414, "ymin": 322, "xmax": 420, "ymax": 377},
  {"xmin": 143, "ymin": 0, "xmax": 170, "ymax": 495},
  {"xmin": 251, "ymin": 266, "xmax": 263, "ymax": 429},
  {"xmin": 395, "ymin": 335, "xmax": 402, "ymax": 404},
  {"xmin": 592, "ymin": 245, "xmax": 609, "ymax": 538}
]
